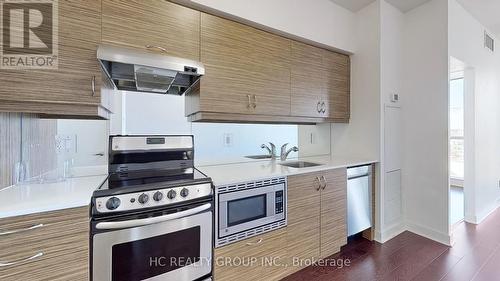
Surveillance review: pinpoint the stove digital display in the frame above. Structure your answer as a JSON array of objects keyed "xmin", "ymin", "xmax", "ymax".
[{"xmin": 146, "ymin": 137, "xmax": 165, "ymax": 144}]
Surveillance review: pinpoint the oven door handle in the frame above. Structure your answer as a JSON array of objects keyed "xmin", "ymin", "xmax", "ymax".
[{"xmin": 95, "ymin": 203, "xmax": 212, "ymax": 230}]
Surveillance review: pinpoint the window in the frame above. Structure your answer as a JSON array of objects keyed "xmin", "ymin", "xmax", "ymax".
[{"xmin": 449, "ymin": 77, "xmax": 464, "ymax": 180}]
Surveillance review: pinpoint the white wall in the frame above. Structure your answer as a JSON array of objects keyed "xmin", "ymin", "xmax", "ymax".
[
  {"xmin": 379, "ymin": 0, "xmax": 405, "ymax": 241},
  {"xmin": 449, "ymin": 0, "xmax": 500, "ymax": 223},
  {"xmin": 177, "ymin": 0, "xmax": 357, "ymax": 53},
  {"xmin": 331, "ymin": 0, "xmax": 381, "ymax": 160},
  {"xmin": 401, "ymin": 0, "xmax": 450, "ymax": 244},
  {"xmin": 110, "ymin": 92, "xmax": 327, "ymax": 165},
  {"xmin": 56, "ymin": 120, "xmax": 108, "ymax": 168}
]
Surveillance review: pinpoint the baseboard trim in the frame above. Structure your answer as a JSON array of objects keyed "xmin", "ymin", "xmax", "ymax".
[
  {"xmin": 467, "ymin": 200, "xmax": 500, "ymax": 224},
  {"xmin": 406, "ymin": 221, "xmax": 452, "ymax": 246},
  {"xmin": 375, "ymin": 221, "xmax": 406, "ymax": 243}
]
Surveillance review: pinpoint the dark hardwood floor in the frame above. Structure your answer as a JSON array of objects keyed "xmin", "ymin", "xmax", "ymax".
[{"xmin": 282, "ymin": 207, "xmax": 500, "ymax": 281}]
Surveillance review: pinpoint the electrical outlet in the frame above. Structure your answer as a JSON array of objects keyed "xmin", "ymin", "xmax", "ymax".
[
  {"xmin": 223, "ymin": 133, "xmax": 233, "ymax": 147},
  {"xmin": 390, "ymin": 93, "xmax": 400, "ymax": 103}
]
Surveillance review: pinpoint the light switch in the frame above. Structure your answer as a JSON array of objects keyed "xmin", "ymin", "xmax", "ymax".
[{"xmin": 223, "ymin": 133, "xmax": 233, "ymax": 147}]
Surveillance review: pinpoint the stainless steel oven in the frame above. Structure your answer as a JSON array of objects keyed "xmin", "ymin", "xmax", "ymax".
[
  {"xmin": 216, "ymin": 177, "xmax": 287, "ymax": 247},
  {"xmin": 91, "ymin": 201, "xmax": 213, "ymax": 281}
]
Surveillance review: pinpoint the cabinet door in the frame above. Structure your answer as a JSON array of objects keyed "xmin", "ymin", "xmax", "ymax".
[
  {"xmin": 0, "ymin": 207, "xmax": 89, "ymax": 281},
  {"xmin": 214, "ymin": 228, "xmax": 287, "ymax": 281},
  {"xmin": 322, "ymin": 50, "xmax": 350, "ymax": 122},
  {"xmin": 286, "ymin": 172, "xmax": 321, "ymax": 273},
  {"xmin": 198, "ymin": 13, "xmax": 291, "ymax": 116},
  {"xmin": 0, "ymin": 0, "xmax": 102, "ymax": 107},
  {"xmin": 290, "ymin": 41, "xmax": 350, "ymax": 121},
  {"xmin": 320, "ymin": 168, "xmax": 347, "ymax": 259},
  {"xmin": 290, "ymin": 42, "xmax": 326, "ymax": 118},
  {"xmin": 102, "ymin": 0, "xmax": 200, "ymax": 61}
]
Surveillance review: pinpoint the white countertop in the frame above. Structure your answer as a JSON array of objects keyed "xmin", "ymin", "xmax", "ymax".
[
  {"xmin": 0, "ymin": 175, "xmax": 107, "ymax": 219},
  {"xmin": 198, "ymin": 155, "xmax": 378, "ymax": 186}
]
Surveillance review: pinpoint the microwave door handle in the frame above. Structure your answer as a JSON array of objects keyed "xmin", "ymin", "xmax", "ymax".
[{"xmin": 95, "ymin": 203, "xmax": 211, "ymax": 230}]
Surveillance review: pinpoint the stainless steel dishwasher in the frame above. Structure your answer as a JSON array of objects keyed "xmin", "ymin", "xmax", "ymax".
[{"xmin": 347, "ymin": 165, "xmax": 372, "ymax": 236}]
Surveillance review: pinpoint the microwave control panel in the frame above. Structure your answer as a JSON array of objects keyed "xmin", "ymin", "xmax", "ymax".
[{"xmin": 275, "ymin": 190, "xmax": 284, "ymax": 214}]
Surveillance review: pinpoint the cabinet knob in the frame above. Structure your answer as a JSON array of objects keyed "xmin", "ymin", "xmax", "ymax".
[
  {"xmin": 317, "ymin": 101, "xmax": 321, "ymax": 113},
  {"xmin": 321, "ymin": 102, "xmax": 326, "ymax": 114}
]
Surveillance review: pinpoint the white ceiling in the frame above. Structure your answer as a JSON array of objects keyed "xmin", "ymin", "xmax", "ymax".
[
  {"xmin": 329, "ymin": 0, "xmax": 432, "ymax": 12},
  {"xmin": 457, "ymin": 0, "xmax": 500, "ymax": 39}
]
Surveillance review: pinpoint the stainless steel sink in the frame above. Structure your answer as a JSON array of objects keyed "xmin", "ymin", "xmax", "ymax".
[
  {"xmin": 245, "ymin": 154, "xmax": 274, "ymax": 159},
  {"xmin": 279, "ymin": 161, "xmax": 323, "ymax": 168}
]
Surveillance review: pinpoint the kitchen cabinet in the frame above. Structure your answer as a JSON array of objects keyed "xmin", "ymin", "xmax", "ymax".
[
  {"xmin": 102, "ymin": 0, "xmax": 200, "ymax": 61},
  {"xmin": 0, "ymin": 207, "xmax": 89, "ymax": 281},
  {"xmin": 286, "ymin": 168, "xmax": 347, "ymax": 273},
  {"xmin": 214, "ymin": 228, "xmax": 288, "ymax": 281},
  {"xmin": 186, "ymin": 13, "xmax": 350, "ymax": 124},
  {"xmin": 0, "ymin": 0, "xmax": 111, "ymax": 119},
  {"xmin": 186, "ymin": 13, "xmax": 291, "ymax": 119},
  {"xmin": 291, "ymin": 41, "xmax": 350, "ymax": 122}
]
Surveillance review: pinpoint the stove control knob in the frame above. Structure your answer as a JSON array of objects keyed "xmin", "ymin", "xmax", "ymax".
[
  {"xmin": 167, "ymin": 190, "xmax": 177, "ymax": 200},
  {"xmin": 138, "ymin": 193, "xmax": 149, "ymax": 204},
  {"xmin": 180, "ymin": 188, "xmax": 189, "ymax": 198},
  {"xmin": 106, "ymin": 197, "xmax": 121, "ymax": 210},
  {"xmin": 153, "ymin": 191, "xmax": 163, "ymax": 202}
]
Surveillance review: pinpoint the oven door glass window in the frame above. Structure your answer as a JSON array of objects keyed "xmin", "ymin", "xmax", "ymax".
[
  {"xmin": 227, "ymin": 194, "xmax": 267, "ymax": 227},
  {"xmin": 112, "ymin": 226, "xmax": 200, "ymax": 281}
]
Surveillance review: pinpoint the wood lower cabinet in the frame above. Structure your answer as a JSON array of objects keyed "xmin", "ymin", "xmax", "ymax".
[
  {"xmin": 214, "ymin": 228, "xmax": 288, "ymax": 281},
  {"xmin": 0, "ymin": 207, "xmax": 89, "ymax": 281},
  {"xmin": 0, "ymin": 0, "xmax": 111, "ymax": 119},
  {"xmin": 102, "ymin": 0, "xmax": 200, "ymax": 61},
  {"xmin": 286, "ymin": 168, "xmax": 347, "ymax": 274},
  {"xmin": 319, "ymin": 168, "xmax": 348, "ymax": 258}
]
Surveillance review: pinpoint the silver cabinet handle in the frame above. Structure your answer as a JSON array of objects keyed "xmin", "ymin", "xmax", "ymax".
[
  {"xmin": 314, "ymin": 176, "xmax": 321, "ymax": 191},
  {"xmin": 252, "ymin": 95, "xmax": 257, "ymax": 109},
  {"xmin": 247, "ymin": 94, "xmax": 252, "ymax": 109},
  {"xmin": 320, "ymin": 175, "xmax": 327, "ymax": 190},
  {"xmin": 96, "ymin": 203, "xmax": 211, "ymax": 230},
  {"xmin": 0, "ymin": 252, "xmax": 43, "ymax": 267},
  {"xmin": 145, "ymin": 45, "xmax": 168, "ymax": 53},
  {"xmin": 91, "ymin": 75, "xmax": 96, "ymax": 96},
  {"xmin": 245, "ymin": 238, "xmax": 263, "ymax": 246},
  {"xmin": 94, "ymin": 152, "xmax": 105, "ymax": 156},
  {"xmin": 317, "ymin": 101, "xmax": 321, "ymax": 113},
  {"xmin": 321, "ymin": 102, "xmax": 326, "ymax": 114},
  {"xmin": 0, "ymin": 223, "xmax": 44, "ymax": 236}
]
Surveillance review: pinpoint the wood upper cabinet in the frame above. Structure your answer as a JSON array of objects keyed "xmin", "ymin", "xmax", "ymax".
[
  {"xmin": 186, "ymin": 13, "xmax": 291, "ymax": 118},
  {"xmin": 0, "ymin": 207, "xmax": 89, "ymax": 281},
  {"xmin": 214, "ymin": 228, "xmax": 288, "ymax": 281},
  {"xmin": 286, "ymin": 168, "xmax": 347, "ymax": 273},
  {"xmin": 291, "ymin": 41, "xmax": 350, "ymax": 122},
  {"xmin": 0, "ymin": 0, "xmax": 109, "ymax": 118},
  {"xmin": 102, "ymin": 0, "xmax": 200, "ymax": 61}
]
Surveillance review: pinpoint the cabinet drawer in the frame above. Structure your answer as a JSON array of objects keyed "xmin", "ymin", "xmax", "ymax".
[
  {"xmin": 214, "ymin": 228, "xmax": 287, "ymax": 281},
  {"xmin": 0, "ymin": 207, "xmax": 89, "ymax": 281}
]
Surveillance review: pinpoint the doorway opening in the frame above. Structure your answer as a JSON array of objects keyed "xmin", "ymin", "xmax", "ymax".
[{"xmin": 449, "ymin": 57, "xmax": 465, "ymax": 226}]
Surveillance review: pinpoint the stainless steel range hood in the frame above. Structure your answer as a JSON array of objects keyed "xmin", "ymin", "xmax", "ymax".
[{"xmin": 97, "ymin": 44, "xmax": 205, "ymax": 95}]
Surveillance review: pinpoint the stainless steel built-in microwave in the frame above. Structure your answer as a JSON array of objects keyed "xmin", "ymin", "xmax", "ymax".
[{"xmin": 216, "ymin": 177, "xmax": 287, "ymax": 247}]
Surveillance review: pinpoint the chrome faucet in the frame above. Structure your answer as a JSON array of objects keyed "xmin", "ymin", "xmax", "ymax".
[
  {"xmin": 280, "ymin": 143, "xmax": 299, "ymax": 161},
  {"xmin": 260, "ymin": 142, "xmax": 276, "ymax": 158}
]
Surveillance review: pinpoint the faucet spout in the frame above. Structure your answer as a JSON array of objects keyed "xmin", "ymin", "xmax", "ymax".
[{"xmin": 280, "ymin": 143, "xmax": 299, "ymax": 161}]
